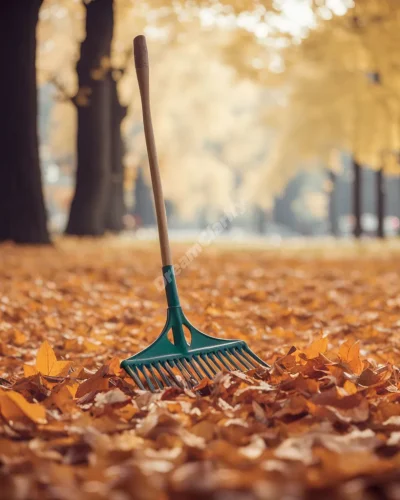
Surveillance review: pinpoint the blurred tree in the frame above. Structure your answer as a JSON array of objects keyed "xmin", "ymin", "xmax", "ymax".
[
  {"xmin": 327, "ymin": 170, "xmax": 339, "ymax": 237},
  {"xmin": 352, "ymin": 157, "xmax": 362, "ymax": 238},
  {"xmin": 65, "ymin": 0, "xmax": 114, "ymax": 236},
  {"xmin": 227, "ymin": 0, "xmax": 400, "ymax": 229},
  {"xmin": 376, "ymin": 167, "xmax": 384, "ymax": 238},
  {"xmin": 40, "ymin": 1, "xmax": 273, "ymax": 230},
  {"xmin": 0, "ymin": 1, "xmax": 50, "ymax": 244},
  {"xmin": 104, "ymin": 70, "xmax": 128, "ymax": 232}
]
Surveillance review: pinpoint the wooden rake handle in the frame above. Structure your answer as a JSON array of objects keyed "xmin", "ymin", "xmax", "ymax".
[{"xmin": 134, "ymin": 35, "xmax": 172, "ymax": 267}]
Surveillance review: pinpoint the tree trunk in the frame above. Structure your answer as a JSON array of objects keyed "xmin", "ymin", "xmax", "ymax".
[
  {"xmin": 66, "ymin": 0, "xmax": 113, "ymax": 236},
  {"xmin": 376, "ymin": 167, "xmax": 385, "ymax": 239},
  {"xmin": 0, "ymin": 1, "xmax": 50, "ymax": 244},
  {"xmin": 104, "ymin": 75, "xmax": 127, "ymax": 232},
  {"xmin": 352, "ymin": 157, "xmax": 362, "ymax": 238},
  {"xmin": 328, "ymin": 170, "xmax": 339, "ymax": 236}
]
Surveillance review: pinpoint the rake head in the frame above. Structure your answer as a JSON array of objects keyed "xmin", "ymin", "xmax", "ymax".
[{"xmin": 121, "ymin": 304, "xmax": 269, "ymax": 392}]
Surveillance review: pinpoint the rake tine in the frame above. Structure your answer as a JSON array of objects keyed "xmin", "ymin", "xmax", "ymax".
[
  {"xmin": 169, "ymin": 359, "xmax": 191, "ymax": 387},
  {"xmin": 201, "ymin": 354, "xmax": 217, "ymax": 375},
  {"xmin": 170, "ymin": 359, "xmax": 191, "ymax": 388},
  {"xmin": 181, "ymin": 358, "xmax": 198, "ymax": 380},
  {"xmin": 154, "ymin": 362, "xmax": 172, "ymax": 387},
  {"xmin": 176, "ymin": 359, "xmax": 197, "ymax": 387},
  {"xmin": 208, "ymin": 352, "xmax": 223, "ymax": 371},
  {"xmin": 194, "ymin": 355, "xmax": 212, "ymax": 379},
  {"xmin": 139, "ymin": 366, "xmax": 156, "ymax": 392},
  {"xmin": 225, "ymin": 350, "xmax": 241, "ymax": 370},
  {"xmin": 239, "ymin": 348, "xmax": 258, "ymax": 368},
  {"xmin": 185, "ymin": 357, "xmax": 204, "ymax": 381},
  {"xmin": 234, "ymin": 348, "xmax": 252, "ymax": 370},
  {"xmin": 148, "ymin": 364, "xmax": 164, "ymax": 390},
  {"xmin": 215, "ymin": 351, "xmax": 232, "ymax": 371},
  {"xmin": 127, "ymin": 366, "xmax": 146, "ymax": 390},
  {"xmin": 162, "ymin": 361, "xmax": 183, "ymax": 388},
  {"xmin": 230, "ymin": 349, "xmax": 249, "ymax": 370},
  {"xmin": 244, "ymin": 346, "xmax": 267, "ymax": 367}
]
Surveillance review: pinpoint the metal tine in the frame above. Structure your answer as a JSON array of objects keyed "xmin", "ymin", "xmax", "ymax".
[
  {"xmin": 239, "ymin": 348, "xmax": 259, "ymax": 368},
  {"xmin": 147, "ymin": 363, "xmax": 164, "ymax": 390},
  {"xmin": 225, "ymin": 350, "xmax": 241, "ymax": 371},
  {"xmin": 154, "ymin": 362, "xmax": 172, "ymax": 387},
  {"xmin": 207, "ymin": 352, "xmax": 224, "ymax": 371},
  {"xmin": 161, "ymin": 361, "xmax": 183, "ymax": 388},
  {"xmin": 184, "ymin": 357, "xmax": 203, "ymax": 381},
  {"xmin": 194, "ymin": 355, "xmax": 213, "ymax": 379},
  {"xmin": 200, "ymin": 354, "xmax": 217, "ymax": 375},
  {"xmin": 215, "ymin": 351, "xmax": 232, "ymax": 371},
  {"xmin": 127, "ymin": 366, "xmax": 146, "ymax": 390},
  {"xmin": 138, "ymin": 366, "xmax": 156, "ymax": 392},
  {"xmin": 230, "ymin": 349, "xmax": 250, "ymax": 370},
  {"xmin": 234, "ymin": 348, "xmax": 253, "ymax": 370}
]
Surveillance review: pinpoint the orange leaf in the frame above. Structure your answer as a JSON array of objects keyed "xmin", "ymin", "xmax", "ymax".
[
  {"xmin": 303, "ymin": 335, "xmax": 328, "ymax": 359},
  {"xmin": 344, "ymin": 380, "xmax": 358, "ymax": 395},
  {"xmin": 0, "ymin": 390, "xmax": 46, "ymax": 424},
  {"xmin": 76, "ymin": 366, "xmax": 109, "ymax": 398},
  {"xmin": 50, "ymin": 384, "xmax": 78, "ymax": 414},
  {"xmin": 35, "ymin": 340, "xmax": 71, "ymax": 377},
  {"xmin": 107, "ymin": 357, "xmax": 122, "ymax": 376},
  {"xmin": 13, "ymin": 330, "xmax": 27, "ymax": 346},
  {"xmin": 339, "ymin": 339, "xmax": 363, "ymax": 375}
]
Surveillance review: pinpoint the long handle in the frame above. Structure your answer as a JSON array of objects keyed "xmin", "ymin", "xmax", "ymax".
[{"xmin": 134, "ymin": 35, "xmax": 172, "ymax": 267}]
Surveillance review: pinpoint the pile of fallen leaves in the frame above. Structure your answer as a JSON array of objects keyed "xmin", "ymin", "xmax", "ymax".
[{"xmin": 1, "ymin": 239, "xmax": 400, "ymax": 499}]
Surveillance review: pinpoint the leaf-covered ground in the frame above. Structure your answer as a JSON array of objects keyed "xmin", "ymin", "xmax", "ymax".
[{"xmin": 1, "ymin": 239, "xmax": 400, "ymax": 499}]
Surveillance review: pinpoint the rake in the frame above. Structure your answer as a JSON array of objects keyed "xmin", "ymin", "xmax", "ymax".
[{"xmin": 120, "ymin": 35, "xmax": 269, "ymax": 392}]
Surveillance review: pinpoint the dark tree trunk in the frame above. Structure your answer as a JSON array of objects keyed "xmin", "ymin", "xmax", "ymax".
[
  {"xmin": 352, "ymin": 157, "xmax": 362, "ymax": 238},
  {"xmin": 376, "ymin": 167, "xmax": 385, "ymax": 239},
  {"xmin": 328, "ymin": 170, "xmax": 339, "ymax": 236},
  {"xmin": 0, "ymin": 1, "xmax": 50, "ymax": 244},
  {"xmin": 66, "ymin": 0, "xmax": 113, "ymax": 236},
  {"xmin": 104, "ymin": 75, "xmax": 127, "ymax": 232}
]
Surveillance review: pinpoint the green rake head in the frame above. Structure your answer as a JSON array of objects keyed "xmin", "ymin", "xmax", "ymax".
[{"xmin": 121, "ymin": 266, "xmax": 269, "ymax": 392}]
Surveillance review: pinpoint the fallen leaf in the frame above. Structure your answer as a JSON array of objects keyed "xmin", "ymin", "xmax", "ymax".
[
  {"xmin": 35, "ymin": 340, "xmax": 71, "ymax": 377},
  {"xmin": 0, "ymin": 390, "xmax": 46, "ymax": 424}
]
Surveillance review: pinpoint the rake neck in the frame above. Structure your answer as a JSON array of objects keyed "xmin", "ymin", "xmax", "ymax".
[{"xmin": 162, "ymin": 265, "xmax": 181, "ymax": 308}]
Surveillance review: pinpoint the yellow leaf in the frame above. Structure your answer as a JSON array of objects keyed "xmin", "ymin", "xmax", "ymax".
[
  {"xmin": 23, "ymin": 364, "xmax": 38, "ymax": 377},
  {"xmin": 0, "ymin": 391, "xmax": 46, "ymax": 424},
  {"xmin": 303, "ymin": 335, "xmax": 328, "ymax": 359},
  {"xmin": 35, "ymin": 340, "xmax": 71, "ymax": 377}
]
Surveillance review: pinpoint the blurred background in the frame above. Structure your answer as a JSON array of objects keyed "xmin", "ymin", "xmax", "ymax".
[{"xmin": 2, "ymin": 0, "xmax": 400, "ymax": 244}]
